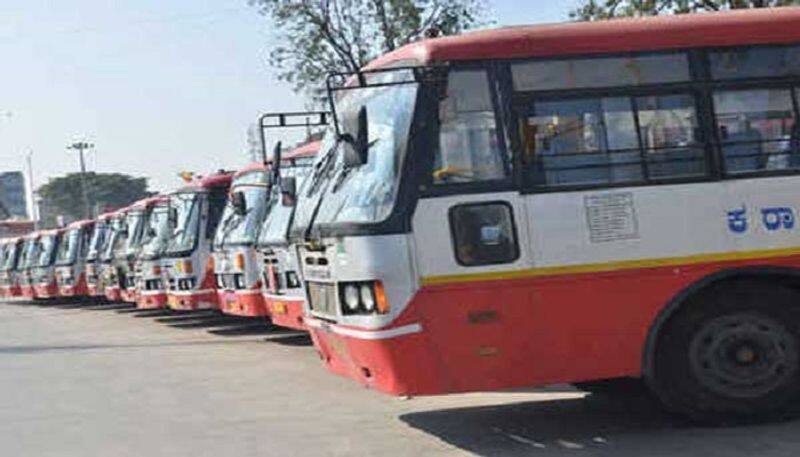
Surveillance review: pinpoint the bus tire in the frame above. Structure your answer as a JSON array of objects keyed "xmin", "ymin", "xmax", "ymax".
[{"xmin": 650, "ymin": 281, "xmax": 800, "ymax": 423}]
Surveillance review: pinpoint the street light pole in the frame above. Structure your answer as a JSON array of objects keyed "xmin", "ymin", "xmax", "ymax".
[{"xmin": 67, "ymin": 141, "xmax": 94, "ymax": 220}]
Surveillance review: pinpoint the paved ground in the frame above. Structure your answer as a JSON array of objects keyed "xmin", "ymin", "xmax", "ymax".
[{"xmin": 2, "ymin": 300, "xmax": 800, "ymax": 457}]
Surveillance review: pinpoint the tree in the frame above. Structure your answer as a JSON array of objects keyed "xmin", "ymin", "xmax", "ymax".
[
  {"xmin": 37, "ymin": 172, "xmax": 153, "ymax": 227},
  {"xmin": 571, "ymin": 0, "xmax": 800, "ymax": 20},
  {"xmin": 249, "ymin": 0, "xmax": 489, "ymax": 98}
]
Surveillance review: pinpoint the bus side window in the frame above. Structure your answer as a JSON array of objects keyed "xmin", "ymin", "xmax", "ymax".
[
  {"xmin": 713, "ymin": 88, "xmax": 798, "ymax": 174},
  {"xmin": 449, "ymin": 202, "xmax": 519, "ymax": 267},
  {"xmin": 434, "ymin": 70, "xmax": 509, "ymax": 185}
]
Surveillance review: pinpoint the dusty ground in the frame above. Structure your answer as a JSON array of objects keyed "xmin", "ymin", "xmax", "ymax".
[{"xmin": 2, "ymin": 298, "xmax": 800, "ymax": 456}]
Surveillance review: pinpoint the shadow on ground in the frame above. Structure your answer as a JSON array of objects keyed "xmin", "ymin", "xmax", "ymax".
[{"xmin": 400, "ymin": 392, "xmax": 800, "ymax": 456}]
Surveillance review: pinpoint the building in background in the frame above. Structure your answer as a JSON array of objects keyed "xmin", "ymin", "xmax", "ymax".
[{"xmin": 0, "ymin": 171, "xmax": 28, "ymax": 219}]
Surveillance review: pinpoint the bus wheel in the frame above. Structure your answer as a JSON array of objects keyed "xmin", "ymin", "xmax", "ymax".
[{"xmin": 651, "ymin": 283, "xmax": 800, "ymax": 423}]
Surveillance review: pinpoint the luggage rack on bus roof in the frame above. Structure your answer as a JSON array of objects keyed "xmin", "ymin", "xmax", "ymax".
[
  {"xmin": 324, "ymin": 65, "xmax": 445, "ymax": 138},
  {"xmin": 258, "ymin": 111, "xmax": 329, "ymax": 172}
]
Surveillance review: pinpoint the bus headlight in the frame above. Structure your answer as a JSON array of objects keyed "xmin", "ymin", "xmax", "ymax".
[
  {"xmin": 343, "ymin": 284, "xmax": 360, "ymax": 311},
  {"xmin": 339, "ymin": 281, "xmax": 389, "ymax": 315},
  {"xmin": 360, "ymin": 284, "xmax": 375, "ymax": 312}
]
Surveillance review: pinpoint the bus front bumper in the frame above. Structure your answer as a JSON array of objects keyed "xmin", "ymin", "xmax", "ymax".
[
  {"xmin": 167, "ymin": 289, "xmax": 218, "ymax": 311},
  {"xmin": 137, "ymin": 290, "xmax": 168, "ymax": 309},
  {"xmin": 264, "ymin": 294, "xmax": 306, "ymax": 331},
  {"xmin": 218, "ymin": 289, "xmax": 268, "ymax": 317}
]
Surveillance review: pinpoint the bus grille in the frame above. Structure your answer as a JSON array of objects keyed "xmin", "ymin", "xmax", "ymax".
[{"xmin": 307, "ymin": 282, "xmax": 337, "ymax": 317}]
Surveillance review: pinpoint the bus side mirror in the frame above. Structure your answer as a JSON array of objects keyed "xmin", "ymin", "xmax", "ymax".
[
  {"xmin": 272, "ymin": 141, "xmax": 283, "ymax": 183},
  {"xmin": 231, "ymin": 191, "xmax": 247, "ymax": 216},
  {"xmin": 281, "ymin": 177, "xmax": 297, "ymax": 207},
  {"xmin": 343, "ymin": 106, "xmax": 369, "ymax": 168}
]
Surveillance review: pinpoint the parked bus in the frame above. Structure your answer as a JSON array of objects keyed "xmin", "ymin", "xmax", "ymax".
[
  {"xmin": 214, "ymin": 163, "xmax": 272, "ymax": 317},
  {"xmin": 291, "ymin": 8, "xmax": 800, "ymax": 421},
  {"xmin": 134, "ymin": 197, "xmax": 172, "ymax": 309},
  {"xmin": 33, "ymin": 228, "xmax": 64, "ymax": 299},
  {"xmin": 101, "ymin": 209, "xmax": 130, "ymax": 302},
  {"xmin": 17, "ymin": 232, "xmax": 41, "ymax": 299},
  {"xmin": 55, "ymin": 220, "xmax": 95, "ymax": 298},
  {"xmin": 259, "ymin": 140, "xmax": 321, "ymax": 330},
  {"xmin": 164, "ymin": 171, "xmax": 232, "ymax": 311},
  {"xmin": 120, "ymin": 197, "xmax": 165, "ymax": 303},
  {"xmin": 0, "ymin": 237, "xmax": 23, "ymax": 298},
  {"xmin": 86, "ymin": 213, "xmax": 113, "ymax": 298}
]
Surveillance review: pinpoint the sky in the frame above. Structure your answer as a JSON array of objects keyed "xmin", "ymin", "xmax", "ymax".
[{"xmin": 0, "ymin": 0, "xmax": 579, "ymax": 203}]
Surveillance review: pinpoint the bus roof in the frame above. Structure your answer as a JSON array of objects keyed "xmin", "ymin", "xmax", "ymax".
[
  {"xmin": 66, "ymin": 219, "xmax": 95, "ymax": 230},
  {"xmin": 233, "ymin": 163, "xmax": 268, "ymax": 180},
  {"xmin": 177, "ymin": 171, "xmax": 234, "ymax": 193},
  {"xmin": 367, "ymin": 7, "xmax": 800, "ymax": 69},
  {"xmin": 285, "ymin": 140, "xmax": 321, "ymax": 160},
  {"xmin": 23, "ymin": 231, "xmax": 41, "ymax": 240},
  {"xmin": 39, "ymin": 228, "xmax": 66, "ymax": 237},
  {"xmin": 130, "ymin": 195, "xmax": 169, "ymax": 211}
]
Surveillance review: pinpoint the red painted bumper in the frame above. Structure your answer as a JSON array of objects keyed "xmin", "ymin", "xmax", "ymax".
[
  {"xmin": 137, "ymin": 291, "xmax": 168, "ymax": 309},
  {"xmin": 218, "ymin": 290, "xmax": 268, "ymax": 317},
  {"xmin": 167, "ymin": 289, "xmax": 219, "ymax": 311},
  {"xmin": 264, "ymin": 294, "xmax": 306, "ymax": 331},
  {"xmin": 34, "ymin": 282, "xmax": 59, "ymax": 299},
  {"xmin": 59, "ymin": 275, "xmax": 89, "ymax": 297},
  {"xmin": 20, "ymin": 285, "xmax": 36, "ymax": 299},
  {"xmin": 0, "ymin": 285, "xmax": 19, "ymax": 298},
  {"xmin": 121, "ymin": 287, "xmax": 138, "ymax": 303},
  {"xmin": 104, "ymin": 286, "xmax": 122, "ymax": 302}
]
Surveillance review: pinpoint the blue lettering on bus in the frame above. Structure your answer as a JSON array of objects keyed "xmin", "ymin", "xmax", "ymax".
[
  {"xmin": 761, "ymin": 207, "xmax": 795, "ymax": 231},
  {"xmin": 727, "ymin": 207, "xmax": 748, "ymax": 234}
]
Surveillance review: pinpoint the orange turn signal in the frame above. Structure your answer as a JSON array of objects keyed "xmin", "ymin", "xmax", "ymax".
[
  {"xmin": 375, "ymin": 281, "xmax": 390, "ymax": 315},
  {"xmin": 234, "ymin": 253, "xmax": 245, "ymax": 271}
]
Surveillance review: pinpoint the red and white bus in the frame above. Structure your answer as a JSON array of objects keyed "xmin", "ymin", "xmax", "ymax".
[
  {"xmin": 292, "ymin": 8, "xmax": 800, "ymax": 421},
  {"xmin": 86, "ymin": 213, "xmax": 113, "ymax": 298},
  {"xmin": 259, "ymin": 140, "xmax": 321, "ymax": 330},
  {"xmin": 164, "ymin": 171, "xmax": 232, "ymax": 311},
  {"xmin": 214, "ymin": 162, "xmax": 272, "ymax": 317},
  {"xmin": 55, "ymin": 220, "xmax": 95, "ymax": 298},
  {"xmin": 134, "ymin": 198, "xmax": 172, "ymax": 309},
  {"xmin": 0, "ymin": 237, "xmax": 23, "ymax": 298},
  {"xmin": 120, "ymin": 197, "xmax": 167, "ymax": 303},
  {"xmin": 33, "ymin": 228, "xmax": 64, "ymax": 299},
  {"xmin": 102, "ymin": 208, "xmax": 131, "ymax": 302},
  {"xmin": 17, "ymin": 232, "xmax": 41, "ymax": 299}
]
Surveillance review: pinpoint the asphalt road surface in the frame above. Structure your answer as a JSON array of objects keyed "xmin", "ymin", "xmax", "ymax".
[{"xmin": 2, "ymin": 299, "xmax": 800, "ymax": 456}]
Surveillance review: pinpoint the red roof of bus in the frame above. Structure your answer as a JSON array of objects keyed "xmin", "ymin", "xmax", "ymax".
[
  {"xmin": 367, "ymin": 7, "xmax": 800, "ymax": 69},
  {"xmin": 66, "ymin": 219, "xmax": 95, "ymax": 230},
  {"xmin": 233, "ymin": 163, "xmax": 269, "ymax": 180},
  {"xmin": 131, "ymin": 195, "xmax": 168, "ymax": 210},
  {"xmin": 39, "ymin": 228, "xmax": 66, "ymax": 237},
  {"xmin": 286, "ymin": 140, "xmax": 321, "ymax": 160}
]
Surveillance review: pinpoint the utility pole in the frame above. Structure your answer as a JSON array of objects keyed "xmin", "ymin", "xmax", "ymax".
[
  {"xmin": 67, "ymin": 141, "xmax": 94, "ymax": 220},
  {"xmin": 26, "ymin": 151, "xmax": 37, "ymax": 228}
]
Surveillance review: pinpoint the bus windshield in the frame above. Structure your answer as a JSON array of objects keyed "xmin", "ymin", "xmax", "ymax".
[
  {"xmin": 37, "ymin": 235, "xmax": 58, "ymax": 268},
  {"xmin": 140, "ymin": 205, "xmax": 171, "ymax": 260},
  {"xmin": 166, "ymin": 192, "xmax": 202, "ymax": 255},
  {"xmin": 214, "ymin": 171, "xmax": 270, "ymax": 248},
  {"xmin": 103, "ymin": 217, "xmax": 127, "ymax": 261},
  {"xmin": 1, "ymin": 243, "xmax": 16, "ymax": 271},
  {"xmin": 20, "ymin": 240, "xmax": 38, "ymax": 269},
  {"xmin": 292, "ymin": 72, "xmax": 418, "ymax": 237},
  {"xmin": 124, "ymin": 211, "xmax": 147, "ymax": 254},
  {"xmin": 259, "ymin": 170, "xmax": 310, "ymax": 246},
  {"xmin": 55, "ymin": 228, "xmax": 81, "ymax": 266},
  {"xmin": 86, "ymin": 223, "xmax": 108, "ymax": 261}
]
